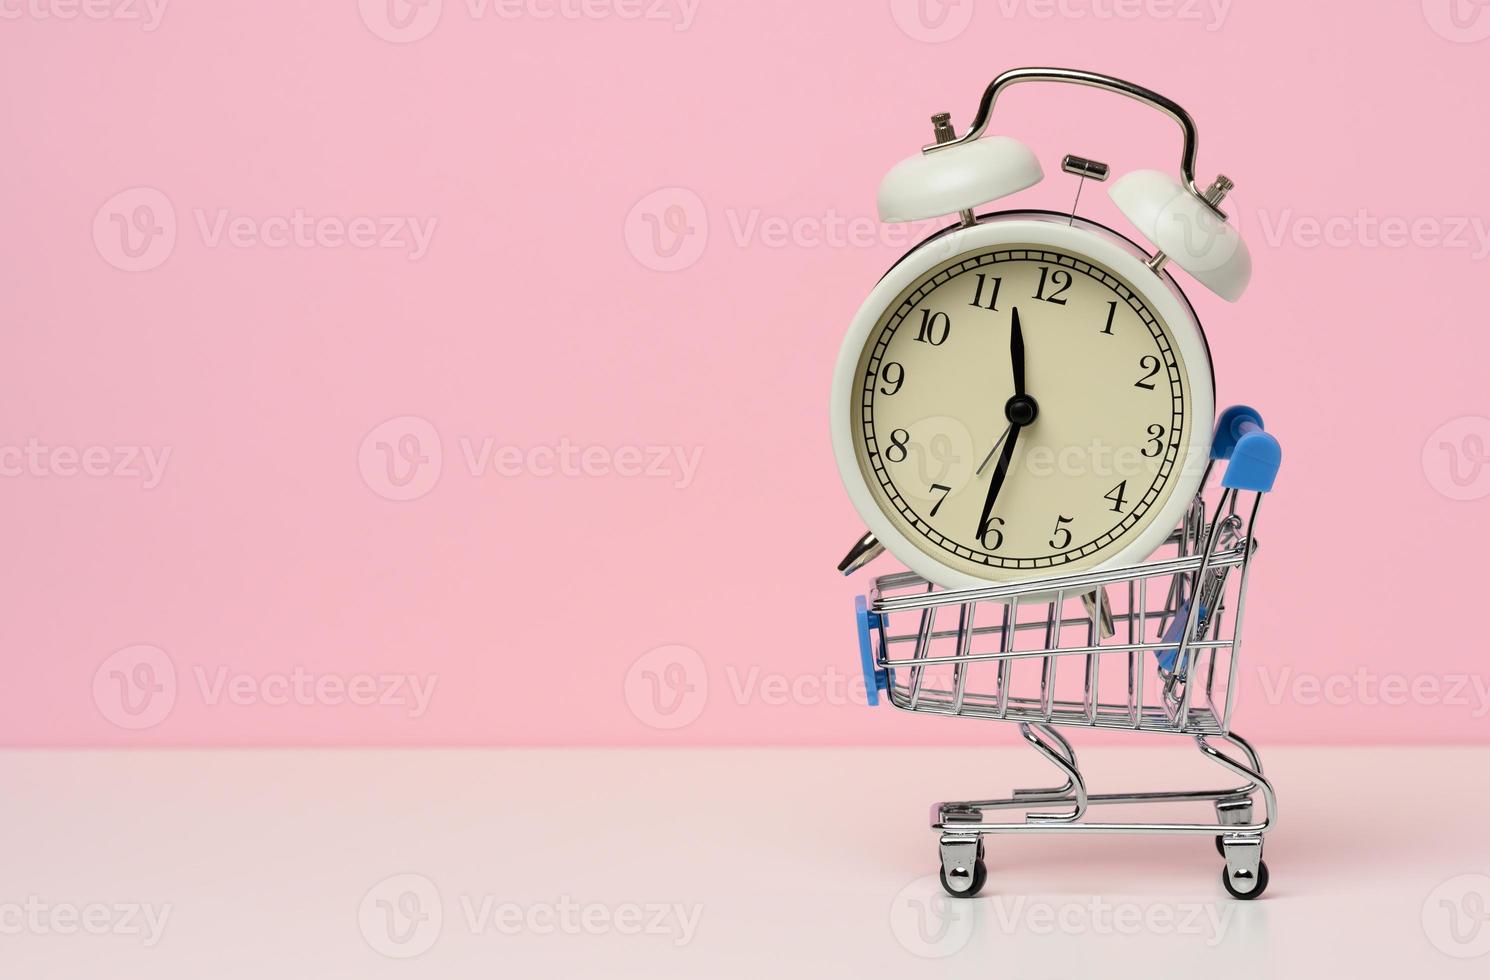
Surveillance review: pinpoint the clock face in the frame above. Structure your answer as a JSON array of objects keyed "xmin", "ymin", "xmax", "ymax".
[{"xmin": 851, "ymin": 244, "xmax": 1196, "ymax": 579}]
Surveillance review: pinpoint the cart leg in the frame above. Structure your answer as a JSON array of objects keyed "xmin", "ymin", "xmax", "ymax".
[
  {"xmin": 1197, "ymin": 733, "xmax": 1274, "ymax": 900},
  {"xmin": 1216, "ymin": 797, "xmax": 1253, "ymax": 826},
  {"xmin": 1213, "ymin": 796, "xmax": 1253, "ymax": 855},
  {"xmin": 1019, "ymin": 723, "xmax": 1088, "ymax": 822},
  {"xmin": 1011, "ymin": 724, "xmax": 1080, "ymax": 799},
  {"xmin": 937, "ymin": 834, "xmax": 987, "ymax": 899}
]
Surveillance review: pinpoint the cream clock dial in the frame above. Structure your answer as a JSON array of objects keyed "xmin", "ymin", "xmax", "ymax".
[{"xmin": 832, "ymin": 218, "xmax": 1214, "ymax": 589}]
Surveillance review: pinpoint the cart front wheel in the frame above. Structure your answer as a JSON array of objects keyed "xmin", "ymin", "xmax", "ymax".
[
  {"xmin": 1221, "ymin": 859, "xmax": 1269, "ymax": 900},
  {"xmin": 940, "ymin": 859, "xmax": 987, "ymax": 899}
]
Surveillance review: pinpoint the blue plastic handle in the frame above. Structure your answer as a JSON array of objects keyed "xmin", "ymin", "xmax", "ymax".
[
  {"xmin": 1211, "ymin": 405, "xmax": 1264, "ymax": 461},
  {"xmin": 855, "ymin": 595, "xmax": 887, "ymax": 707},
  {"xmin": 1212, "ymin": 405, "xmax": 1281, "ymax": 493}
]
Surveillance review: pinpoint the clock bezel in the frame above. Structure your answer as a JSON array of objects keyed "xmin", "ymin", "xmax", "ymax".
[{"xmin": 831, "ymin": 212, "xmax": 1216, "ymax": 591}]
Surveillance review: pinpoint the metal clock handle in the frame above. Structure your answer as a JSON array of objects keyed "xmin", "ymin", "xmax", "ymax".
[{"xmin": 925, "ymin": 66, "xmax": 1221, "ymax": 212}]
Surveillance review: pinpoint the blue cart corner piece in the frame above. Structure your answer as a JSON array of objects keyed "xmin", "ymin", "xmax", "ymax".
[{"xmin": 855, "ymin": 594, "xmax": 888, "ymax": 706}]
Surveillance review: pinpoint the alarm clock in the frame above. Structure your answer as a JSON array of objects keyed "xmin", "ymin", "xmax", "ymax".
[{"xmin": 832, "ymin": 68, "xmax": 1252, "ymax": 591}]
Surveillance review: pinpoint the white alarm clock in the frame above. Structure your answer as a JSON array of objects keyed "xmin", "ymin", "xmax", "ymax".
[{"xmin": 832, "ymin": 68, "xmax": 1252, "ymax": 591}]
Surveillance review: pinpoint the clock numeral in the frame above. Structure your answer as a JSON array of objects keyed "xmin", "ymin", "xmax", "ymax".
[
  {"xmin": 1033, "ymin": 266, "xmax": 1072, "ymax": 305},
  {"xmin": 1134, "ymin": 355, "xmax": 1161, "ymax": 390},
  {"xmin": 1101, "ymin": 300, "xmax": 1117, "ymax": 335},
  {"xmin": 1142, "ymin": 423, "xmax": 1165, "ymax": 457},
  {"xmin": 979, "ymin": 516, "xmax": 1005, "ymax": 551},
  {"xmin": 1104, "ymin": 480, "xmax": 1129, "ymax": 513},
  {"xmin": 1048, "ymin": 515, "xmax": 1074, "ymax": 550},
  {"xmin": 914, "ymin": 309, "xmax": 951, "ymax": 346},
  {"xmin": 879, "ymin": 361, "xmax": 905, "ymax": 396},
  {"xmin": 928, "ymin": 483, "xmax": 952, "ymax": 517},
  {"xmin": 970, "ymin": 273, "xmax": 1002, "ymax": 311},
  {"xmin": 885, "ymin": 428, "xmax": 910, "ymax": 463}
]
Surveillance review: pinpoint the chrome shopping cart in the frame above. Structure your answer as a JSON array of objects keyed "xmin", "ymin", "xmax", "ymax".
[{"xmin": 852, "ymin": 407, "xmax": 1283, "ymax": 900}]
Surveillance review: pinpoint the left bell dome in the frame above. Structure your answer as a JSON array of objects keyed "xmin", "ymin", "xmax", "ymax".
[{"xmin": 877, "ymin": 137, "xmax": 1044, "ymax": 223}]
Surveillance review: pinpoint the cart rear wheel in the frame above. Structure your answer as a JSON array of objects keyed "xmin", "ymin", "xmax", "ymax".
[
  {"xmin": 1221, "ymin": 859, "xmax": 1269, "ymax": 900},
  {"xmin": 940, "ymin": 859, "xmax": 987, "ymax": 899}
]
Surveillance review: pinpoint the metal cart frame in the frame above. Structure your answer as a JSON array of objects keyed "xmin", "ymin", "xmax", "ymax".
[{"xmin": 853, "ymin": 407, "xmax": 1282, "ymax": 899}]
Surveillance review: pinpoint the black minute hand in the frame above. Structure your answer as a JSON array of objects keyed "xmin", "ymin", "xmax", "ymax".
[{"xmin": 976, "ymin": 424, "xmax": 1019, "ymax": 544}]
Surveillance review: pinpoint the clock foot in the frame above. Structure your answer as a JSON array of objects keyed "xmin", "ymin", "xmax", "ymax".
[{"xmin": 837, "ymin": 531, "xmax": 884, "ymax": 576}]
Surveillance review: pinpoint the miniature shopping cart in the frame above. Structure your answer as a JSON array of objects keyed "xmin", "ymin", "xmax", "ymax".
[{"xmin": 852, "ymin": 407, "xmax": 1282, "ymax": 900}]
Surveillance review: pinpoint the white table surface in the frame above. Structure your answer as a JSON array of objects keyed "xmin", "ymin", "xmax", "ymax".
[{"xmin": 2, "ymin": 745, "xmax": 1486, "ymax": 977}]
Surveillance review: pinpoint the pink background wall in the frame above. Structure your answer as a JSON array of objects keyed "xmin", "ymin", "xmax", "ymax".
[{"xmin": 1, "ymin": 0, "xmax": 1487, "ymax": 747}]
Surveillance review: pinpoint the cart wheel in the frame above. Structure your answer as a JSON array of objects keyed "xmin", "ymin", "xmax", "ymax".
[
  {"xmin": 940, "ymin": 859, "xmax": 987, "ymax": 899},
  {"xmin": 1214, "ymin": 835, "xmax": 1226, "ymax": 857},
  {"xmin": 1220, "ymin": 859, "xmax": 1269, "ymax": 900}
]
